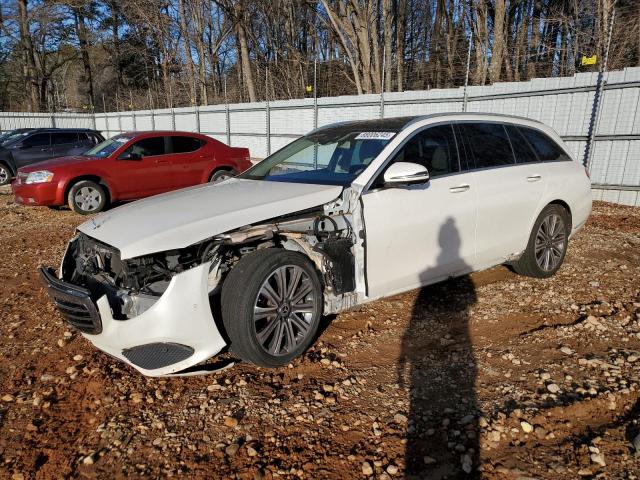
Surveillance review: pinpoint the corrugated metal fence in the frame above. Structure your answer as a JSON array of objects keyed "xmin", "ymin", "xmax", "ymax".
[{"xmin": 1, "ymin": 67, "xmax": 639, "ymax": 206}]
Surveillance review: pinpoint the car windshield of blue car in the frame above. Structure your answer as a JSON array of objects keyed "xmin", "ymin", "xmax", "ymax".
[
  {"xmin": 241, "ymin": 126, "xmax": 400, "ymax": 186},
  {"xmin": 1, "ymin": 130, "xmax": 32, "ymax": 146},
  {"xmin": 85, "ymin": 136, "xmax": 131, "ymax": 158}
]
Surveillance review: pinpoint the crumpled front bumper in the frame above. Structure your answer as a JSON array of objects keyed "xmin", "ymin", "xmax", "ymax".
[{"xmin": 41, "ymin": 262, "xmax": 227, "ymax": 376}]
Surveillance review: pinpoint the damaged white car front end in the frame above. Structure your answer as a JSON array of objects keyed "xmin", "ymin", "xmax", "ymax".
[{"xmin": 41, "ymin": 178, "xmax": 364, "ymax": 376}]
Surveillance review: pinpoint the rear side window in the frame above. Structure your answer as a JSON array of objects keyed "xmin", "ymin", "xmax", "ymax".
[
  {"xmin": 22, "ymin": 133, "xmax": 50, "ymax": 148},
  {"xmin": 460, "ymin": 123, "xmax": 515, "ymax": 169},
  {"xmin": 518, "ymin": 127, "xmax": 571, "ymax": 162},
  {"xmin": 505, "ymin": 125, "xmax": 538, "ymax": 163},
  {"xmin": 52, "ymin": 132, "xmax": 78, "ymax": 145},
  {"xmin": 125, "ymin": 137, "xmax": 166, "ymax": 157},
  {"xmin": 171, "ymin": 136, "xmax": 203, "ymax": 154}
]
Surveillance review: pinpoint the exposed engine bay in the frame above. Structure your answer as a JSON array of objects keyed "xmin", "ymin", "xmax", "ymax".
[{"xmin": 61, "ymin": 207, "xmax": 360, "ymax": 321}]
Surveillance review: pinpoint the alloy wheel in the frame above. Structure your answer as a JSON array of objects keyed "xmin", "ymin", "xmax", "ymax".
[
  {"xmin": 0, "ymin": 166, "xmax": 9, "ymax": 184},
  {"xmin": 534, "ymin": 213, "xmax": 566, "ymax": 272},
  {"xmin": 74, "ymin": 186, "xmax": 102, "ymax": 212},
  {"xmin": 253, "ymin": 265, "xmax": 316, "ymax": 356}
]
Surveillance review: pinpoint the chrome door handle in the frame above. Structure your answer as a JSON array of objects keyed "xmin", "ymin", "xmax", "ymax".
[
  {"xmin": 527, "ymin": 174, "xmax": 542, "ymax": 182},
  {"xmin": 449, "ymin": 184, "xmax": 470, "ymax": 193}
]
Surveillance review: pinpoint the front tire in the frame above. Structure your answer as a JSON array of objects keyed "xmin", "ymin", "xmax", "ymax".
[
  {"xmin": 221, "ymin": 249, "xmax": 323, "ymax": 367},
  {"xmin": 513, "ymin": 204, "xmax": 570, "ymax": 278},
  {"xmin": 0, "ymin": 163, "xmax": 12, "ymax": 186},
  {"xmin": 67, "ymin": 180, "xmax": 107, "ymax": 215}
]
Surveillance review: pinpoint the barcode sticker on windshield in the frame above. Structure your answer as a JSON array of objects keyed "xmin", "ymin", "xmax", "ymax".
[{"xmin": 355, "ymin": 132, "xmax": 395, "ymax": 140}]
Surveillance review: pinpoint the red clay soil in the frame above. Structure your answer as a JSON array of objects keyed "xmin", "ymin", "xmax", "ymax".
[{"xmin": 0, "ymin": 189, "xmax": 639, "ymax": 479}]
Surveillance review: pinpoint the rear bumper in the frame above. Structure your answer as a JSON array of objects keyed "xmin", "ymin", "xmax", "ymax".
[
  {"xmin": 12, "ymin": 181, "xmax": 61, "ymax": 206},
  {"xmin": 40, "ymin": 262, "xmax": 227, "ymax": 376}
]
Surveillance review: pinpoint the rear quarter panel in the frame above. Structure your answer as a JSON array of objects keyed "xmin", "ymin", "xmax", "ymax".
[{"xmin": 531, "ymin": 159, "xmax": 592, "ymax": 238}]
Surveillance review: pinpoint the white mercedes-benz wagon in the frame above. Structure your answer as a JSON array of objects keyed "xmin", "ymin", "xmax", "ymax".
[{"xmin": 41, "ymin": 113, "xmax": 592, "ymax": 376}]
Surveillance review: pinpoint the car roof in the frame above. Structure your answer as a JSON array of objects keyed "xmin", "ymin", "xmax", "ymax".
[
  {"xmin": 28, "ymin": 128, "xmax": 98, "ymax": 133},
  {"xmin": 118, "ymin": 131, "xmax": 205, "ymax": 137},
  {"xmin": 314, "ymin": 112, "xmax": 546, "ymax": 133}
]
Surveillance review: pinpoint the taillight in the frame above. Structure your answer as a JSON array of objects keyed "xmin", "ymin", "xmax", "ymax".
[{"xmin": 584, "ymin": 166, "xmax": 591, "ymax": 179}]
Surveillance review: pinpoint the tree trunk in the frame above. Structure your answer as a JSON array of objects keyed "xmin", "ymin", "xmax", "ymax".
[
  {"xmin": 489, "ymin": 0, "xmax": 506, "ymax": 83},
  {"xmin": 382, "ymin": 0, "xmax": 393, "ymax": 92},
  {"xmin": 395, "ymin": 0, "xmax": 406, "ymax": 91},
  {"xmin": 74, "ymin": 6, "xmax": 95, "ymax": 107},
  {"xmin": 528, "ymin": 0, "xmax": 541, "ymax": 79},
  {"xmin": 178, "ymin": 0, "xmax": 197, "ymax": 105},
  {"xmin": 17, "ymin": 0, "xmax": 39, "ymax": 111},
  {"xmin": 320, "ymin": 0, "xmax": 364, "ymax": 94},
  {"xmin": 234, "ymin": 3, "xmax": 256, "ymax": 102}
]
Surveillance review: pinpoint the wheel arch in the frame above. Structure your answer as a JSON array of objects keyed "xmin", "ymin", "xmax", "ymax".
[
  {"xmin": 0, "ymin": 158, "xmax": 17, "ymax": 176},
  {"xmin": 64, "ymin": 175, "xmax": 113, "ymax": 205},
  {"xmin": 546, "ymin": 199, "xmax": 573, "ymax": 231},
  {"xmin": 207, "ymin": 164, "xmax": 237, "ymax": 180}
]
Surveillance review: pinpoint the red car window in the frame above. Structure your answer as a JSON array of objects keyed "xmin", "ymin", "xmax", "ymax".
[
  {"xmin": 123, "ymin": 137, "xmax": 166, "ymax": 157},
  {"xmin": 171, "ymin": 136, "xmax": 203, "ymax": 154}
]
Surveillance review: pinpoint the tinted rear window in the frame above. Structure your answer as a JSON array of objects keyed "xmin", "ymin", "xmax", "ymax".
[
  {"xmin": 518, "ymin": 127, "xmax": 571, "ymax": 162},
  {"xmin": 172, "ymin": 136, "xmax": 203, "ymax": 154},
  {"xmin": 461, "ymin": 123, "xmax": 515, "ymax": 169},
  {"xmin": 505, "ymin": 125, "xmax": 538, "ymax": 164},
  {"xmin": 52, "ymin": 132, "xmax": 78, "ymax": 145}
]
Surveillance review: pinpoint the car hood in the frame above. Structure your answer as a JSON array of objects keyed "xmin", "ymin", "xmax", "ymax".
[
  {"xmin": 19, "ymin": 155, "xmax": 94, "ymax": 172},
  {"xmin": 78, "ymin": 179, "xmax": 343, "ymax": 259}
]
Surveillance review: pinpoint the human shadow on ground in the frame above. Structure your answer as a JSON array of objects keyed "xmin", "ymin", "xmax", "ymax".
[{"xmin": 399, "ymin": 217, "xmax": 479, "ymax": 479}]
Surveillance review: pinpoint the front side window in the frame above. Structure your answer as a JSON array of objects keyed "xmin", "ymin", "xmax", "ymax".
[
  {"xmin": 171, "ymin": 136, "xmax": 203, "ymax": 154},
  {"xmin": 21, "ymin": 133, "xmax": 50, "ymax": 148},
  {"xmin": 518, "ymin": 127, "xmax": 571, "ymax": 162},
  {"xmin": 388, "ymin": 124, "xmax": 459, "ymax": 178},
  {"xmin": 121, "ymin": 137, "xmax": 166, "ymax": 158},
  {"xmin": 461, "ymin": 123, "xmax": 515, "ymax": 169},
  {"xmin": 85, "ymin": 136, "xmax": 131, "ymax": 158},
  {"xmin": 242, "ymin": 127, "xmax": 398, "ymax": 186}
]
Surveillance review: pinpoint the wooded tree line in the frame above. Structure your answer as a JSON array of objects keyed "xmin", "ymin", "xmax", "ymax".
[{"xmin": 0, "ymin": 0, "xmax": 637, "ymax": 112}]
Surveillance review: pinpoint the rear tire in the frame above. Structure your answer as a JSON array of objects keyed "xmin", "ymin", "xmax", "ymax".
[
  {"xmin": 0, "ymin": 163, "xmax": 12, "ymax": 186},
  {"xmin": 512, "ymin": 204, "xmax": 570, "ymax": 278},
  {"xmin": 221, "ymin": 248, "xmax": 323, "ymax": 368},
  {"xmin": 209, "ymin": 169, "xmax": 234, "ymax": 183},
  {"xmin": 67, "ymin": 180, "xmax": 107, "ymax": 215}
]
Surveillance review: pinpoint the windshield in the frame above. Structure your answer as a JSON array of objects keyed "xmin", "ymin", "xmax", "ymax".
[
  {"xmin": 85, "ymin": 136, "xmax": 131, "ymax": 158},
  {"xmin": 241, "ymin": 127, "xmax": 398, "ymax": 186},
  {"xmin": 0, "ymin": 130, "xmax": 33, "ymax": 146}
]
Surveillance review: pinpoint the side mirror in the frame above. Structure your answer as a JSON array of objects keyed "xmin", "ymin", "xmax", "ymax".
[
  {"xmin": 119, "ymin": 151, "xmax": 142, "ymax": 160},
  {"xmin": 383, "ymin": 162, "xmax": 430, "ymax": 185}
]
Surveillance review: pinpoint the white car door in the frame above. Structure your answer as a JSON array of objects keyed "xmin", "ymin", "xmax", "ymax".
[
  {"xmin": 362, "ymin": 124, "xmax": 478, "ymax": 299},
  {"xmin": 457, "ymin": 122, "xmax": 546, "ymax": 268}
]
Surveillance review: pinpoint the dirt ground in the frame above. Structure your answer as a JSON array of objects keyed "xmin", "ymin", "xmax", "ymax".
[{"xmin": 0, "ymin": 187, "xmax": 639, "ymax": 480}]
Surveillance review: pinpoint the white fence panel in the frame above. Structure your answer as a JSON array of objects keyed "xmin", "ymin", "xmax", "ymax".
[{"xmin": 1, "ymin": 66, "xmax": 640, "ymax": 205}]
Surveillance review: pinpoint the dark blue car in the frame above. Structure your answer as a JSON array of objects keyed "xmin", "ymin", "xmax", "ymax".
[{"xmin": 0, "ymin": 128, "xmax": 104, "ymax": 185}]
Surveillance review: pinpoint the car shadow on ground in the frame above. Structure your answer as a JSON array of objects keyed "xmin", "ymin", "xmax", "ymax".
[{"xmin": 400, "ymin": 218, "xmax": 479, "ymax": 479}]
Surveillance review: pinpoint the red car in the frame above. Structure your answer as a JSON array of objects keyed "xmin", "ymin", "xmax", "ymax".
[{"xmin": 12, "ymin": 131, "xmax": 251, "ymax": 214}]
